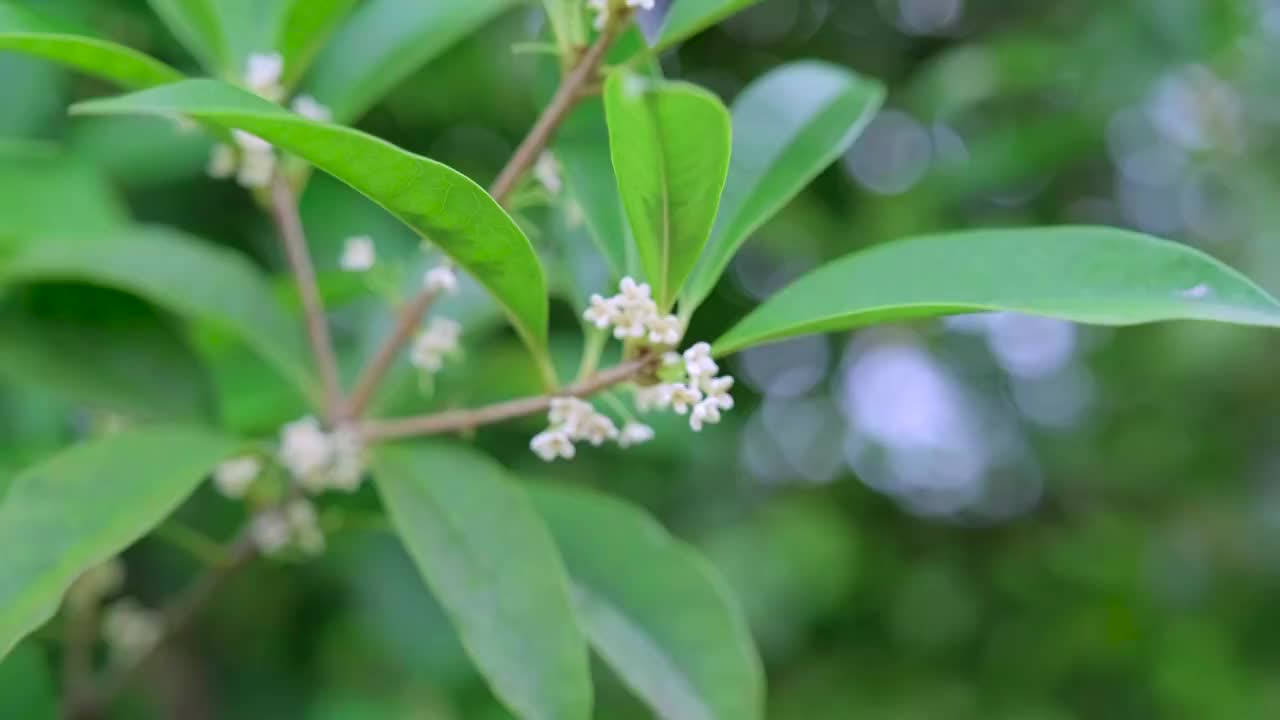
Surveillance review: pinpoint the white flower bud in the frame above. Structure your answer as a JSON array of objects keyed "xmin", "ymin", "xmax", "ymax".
[
  {"xmin": 102, "ymin": 599, "xmax": 161, "ymax": 660},
  {"xmin": 245, "ymin": 52, "xmax": 285, "ymax": 101},
  {"xmin": 531, "ymin": 429, "xmax": 576, "ymax": 462},
  {"xmin": 584, "ymin": 294, "xmax": 618, "ymax": 329},
  {"xmin": 340, "ymin": 235, "xmax": 376, "ymax": 272},
  {"xmin": 410, "ymin": 317, "xmax": 462, "ymax": 373},
  {"xmin": 250, "ymin": 511, "xmax": 292, "ymax": 555},
  {"xmin": 207, "ymin": 144, "xmax": 236, "ymax": 179},
  {"xmin": 618, "ymin": 422, "xmax": 655, "ymax": 448},
  {"xmin": 669, "ymin": 383, "xmax": 703, "ymax": 415},
  {"xmin": 424, "ymin": 265, "xmax": 459, "ymax": 294},
  {"xmin": 213, "ymin": 456, "xmax": 261, "ymax": 499},
  {"xmin": 279, "ymin": 416, "xmax": 333, "ymax": 487},
  {"xmin": 683, "ymin": 342, "xmax": 719, "ymax": 379},
  {"xmin": 534, "ymin": 151, "xmax": 562, "ymax": 194},
  {"xmin": 291, "ymin": 94, "xmax": 332, "ymax": 122}
]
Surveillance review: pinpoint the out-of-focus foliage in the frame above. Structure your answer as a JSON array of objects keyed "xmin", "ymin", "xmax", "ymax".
[{"xmin": 4, "ymin": 0, "xmax": 1280, "ymax": 718}]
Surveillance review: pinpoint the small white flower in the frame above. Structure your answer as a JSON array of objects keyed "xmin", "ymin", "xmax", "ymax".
[
  {"xmin": 669, "ymin": 383, "xmax": 703, "ymax": 415},
  {"xmin": 689, "ymin": 398, "xmax": 723, "ymax": 432},
  {"xmin": 531, "ymin": 429, "xmax": 576, "ymax": 462},
  {"xmin": 236, "ymin": 150, "xmax": 276, "ymax": 189},
  {"xmin": 647, "ymin": 313, "xmax": 682, "ymax": 346},
  {"xmin": 279, "ymin": 416, "xmax": 333, "ymax": 488},
  {"xmin": 250, "ymin": 510, "xmax": 292, "ymax": 555},
  {"xmin": 549, "ymin": 397, "xmax": 595, "ymax": 435},
  {"xmin": 424, "ymin": 265, "xmax": 459, "ymax": 294},
  {"xmin": 619, "ymin": 276, "xmax": 651, "ymax": 303},
  {"xmin": 618, "ymin": 421, "xmax": 655, "ymax": 448},
  {"xmin": 410, "ymin": 317, "xmax": 462, "ymax": 372},
  {"xmin": 213, "ymin": 456, "xmax": 261, "ymax": 499},
  {"xmin": 245, "ymin": 51, "xmax": 285, "ymax": 101},
  {"xmin": 327, "ymin": 427, "xmax": 364, "ymax": 492},
  {"xmin": 583, "ymin": 294, "xmax": 618, "ymax": 329},
  {"xmin": 207, "ymin": 143, "xmax": 236, "ymax": 179},
  {"xmin": 291, "ymin": 94, "xmax": 332, "ymax": 122},
  {"xmin": 340, "ymin": 235, "xmax": 376, "ymax": 272},
  {"xmin": 534, "ymin": 151, "xmax": 562, "ymax": 194},
  {"xmin": 634, "ymin": 384, "xmax": 674, "ymax": 412},
  {"xmin": 233, "ymin": 130, "xmax": 272, "ymax": 153},
  {"xmin": 579, "ymin": 412, "xmax": 620, "ymax": 446},
  {"xmin": 701, "ymin": 374, "xmax": 735, "ymax": 411},
  {"xmin": 102, "ymin": 599, "xmax": 161, "ymax": 659},
  {"xmin": 683, "ymin": 342, "xmax": 718, "ymax": 379}
]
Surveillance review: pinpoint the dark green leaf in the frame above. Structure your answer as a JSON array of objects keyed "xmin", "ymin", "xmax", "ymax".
[
  {"xmin": 530, "ymin": 485, "xmax": 764, "ymax": 720},
  {"xmin": 714, "ymin": 227, "xmax": 1280, "ymax": 355},
  {"xmin": 0, "ymin": 427, "xmax": 239, "ymax": 658},
  {"xmin": 146, "ymin": 0, "xmax": 229, "ymax": 73},
  {"xmin": 0, "ymin": 2, "xmax": 183, "ymax": 89},
  {"xmin": 0, "ymin": 643, "xmax": 55, "ymax": 719},
  {"xmin": 604, "ymin": 72, "xmax": 732, "ymax": 308},
  {"xmin": 682, "ymin": 62, "xmax": 885, "ymax": 311},
  {"xmin": 304, "ymin": 0, "xmax": 520, "ymax": 123},
  {"xmin": 0, "ymin": 153, "xmax": 128, "ymax": 237},
  {"xmin": 373, "ymin": 444, "xmax": 591, "ymax": 720},
  {"xmin": 72, "ymin": 80, "xmax": 551, "ymax": 371},
  {"xmin": 0, "ymin": 225, "xmax": 317, "ymax": 404}
]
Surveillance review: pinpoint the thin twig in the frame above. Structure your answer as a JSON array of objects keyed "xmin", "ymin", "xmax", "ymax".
[
  {"xmin": 62, "ymin": 599, "xmax": 99, "ymax": 719},
  {"xmin": 344, "ymin": 287, "xmax": 443, "ymax": 418},
  {"xmin": 90, "ymin": 531, "xmax": 259, "ymax": 711},
  {"xmin": 269, "ymin": 174, "xmax": 344, "ymax": 422},
  {"xmin": 347, "ymin": 16, "xmax": 629, "ymax": 416},
  {"xmin": 361, "ymin": 355, "xmax": 656, "ymax": 442}
]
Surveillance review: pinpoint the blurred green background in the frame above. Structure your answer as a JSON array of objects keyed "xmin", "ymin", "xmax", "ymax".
[{"xmin": 5, "ymin": 0, "xmax": 1280, "ymax": 717}]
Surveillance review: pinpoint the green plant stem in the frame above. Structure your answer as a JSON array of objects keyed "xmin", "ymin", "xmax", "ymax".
[
  {"xmin": 268, "ymin": 174, "xmax": 344, "ymax": 423},
  {"xmin": 346, "ymin": 13, "xmax": 629, "ymax": 412},
  {"xmin": 153, "ymin": 522, "xmax": 228, "ymax": 567},
  {"xmin": 576, "ymin": 327, "xmax": 608, "ymax": 381},
  {"xmin": 360, "ymin": 354, "xmax": 656, "ymax": 442}
]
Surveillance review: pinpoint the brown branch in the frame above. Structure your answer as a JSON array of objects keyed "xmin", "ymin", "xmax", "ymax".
[
  {"xmin": 346, "ymin": 16, "xmax": 629, "ymax": 418},
  {"xmin": 361, "ymin": 355, "xmax": 655, "ymax": 442},
  {"xmin": 269, "ymin": 174, "xmax": 344, "ymax": 422}
]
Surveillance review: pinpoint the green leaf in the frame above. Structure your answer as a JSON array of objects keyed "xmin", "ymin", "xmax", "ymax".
[
  {"xmin": 651, "ymin": 0, "xmax": 763, "ymax": 54},
  {"xmin": 276, "ymin": 0, "xmax": 359, "ymax": 86},
  {"xmin": 372, "ymin": 444, "xmax": 591, "ymax": 720},
  {"xmin": 713, "ymin": 227, "xmax": 1280, "ymax": 356},
  {"xmin": 530, "ymin": 485, "xmax": 764, "ymax": 720},
  {"xmin": 0, "ymin": 643, "xmax": 55, "ymax": 719},
  {"xmin": 682, "ymin": 62, "xmax": 886, "ymax": 311},
  {"xmin": 604, "ymin": 73, "xmax": 732, "ymax": 309},
  {"xmin": 304, "ymin": 0, "xmax": 520, "ymax": 123},
  {"xmin": 541, "ymin": 0, "xmax": 585, "ymax": 56},
  {"xmin": 0, "ymin": 225, "xmax": 317, "ymax": 404},
  {"xmin": 0, "ymin": 427, "xmax": 238, "ymax": 658},
  {"xmin": 0, "ymin": 2, "xmax": 183, "ymax": 89},
  {"xmin": 146, "ymin": 0, "xmax": 229, "ymax": 74},
  {"xmin": 0, "ymin": 297, "xmax": 215, "ymax": 422},
  {"xmin": 0, "ymin": 153, "xmax": 129, "ymax": 237},
  {"xmin": 72, "ymin": 80, "xmax": 550, "ymax": 366}
]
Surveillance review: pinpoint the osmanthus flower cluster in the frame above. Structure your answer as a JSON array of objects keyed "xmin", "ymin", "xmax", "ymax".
[
  {"xmin": 206, "ymin": 51, "xmax": 332, "ymax": 189},
  {"xmin": 530, "ymin": 276, "xmax": 734, "ymax": 462}
]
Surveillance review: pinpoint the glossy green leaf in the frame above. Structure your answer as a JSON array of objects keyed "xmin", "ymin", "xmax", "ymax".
[
  {"xmin": 0, "ymin": 225, "xmax": 316, "ymax": 403},
  {"xmin": 277, "ymin": 0, "xmax": 359, "ymax": 86},
  {"xmin": 0, "ymin": 2, "xmax": 183, "ymax": 89},
  {"xmin": 651, "ymin": 0, "xmax": 763, "ymax": 54},
  {"xmin": 372, "ymin": 444, "xmax": 591, "ymax": 720},
  {"xmin": 605, "ymin": 73, "xmax": 732, "ymax": 308},
  {"xmin": 682, "ymin": 62, "xmax": 886, "ymax": 311},
  {"xmin": 0, "ymin": 643, "xmax": 55, "ymax": 719},
  {"xmin": 146, "ymin": 0, "xmax": 228, "ymax": 73},
  {"xmin": 0, "ymin": 427, "xmax": 238, "ymax": 658},
  {"xmin": 72, "ymin": 80, "xmax": 550, "ymax": 363},
  {"xmin": 530, "ymin": 485, "xmax": 764, "ymax": 720},
  {"xmin": 714, "ymin": 227, "xmax": 1280, "ymax": 356},
  {"xmin": 305, "ymin": 0, "xmax": 520, "ymax": 123}
]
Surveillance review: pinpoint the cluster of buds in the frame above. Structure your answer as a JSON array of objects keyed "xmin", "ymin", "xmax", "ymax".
[
  {"xmin": 636, "ymin": 343, "xmax": 735, "ymax": 432},
  {"xmin": 340, "ymin": 235, "xmax": 377, "ymax": 272},
  {"xmin": 278, "ymin": 416, "xmax": 365, "ymax": 493},
  {"xmin": 250, "ymin": 498, "xmax": 325, "ymax": 557},
  {"xmin": 530, "ymin": 397, "xmax": 654, "ymax": 461},
  {"xmin": 206, "ymin": 51, "xmax": 332, "ymax": 188},
  {"xmin": 584, "ymin": 277, "xmax": 682, "ymax": 346},
  {"xmin": 411, "ymin": 317, "xmax": 462, "ymax": 373},
  {"xmin": 587, "ymin": 0, "xmax": 656, "ymax": 29}
]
